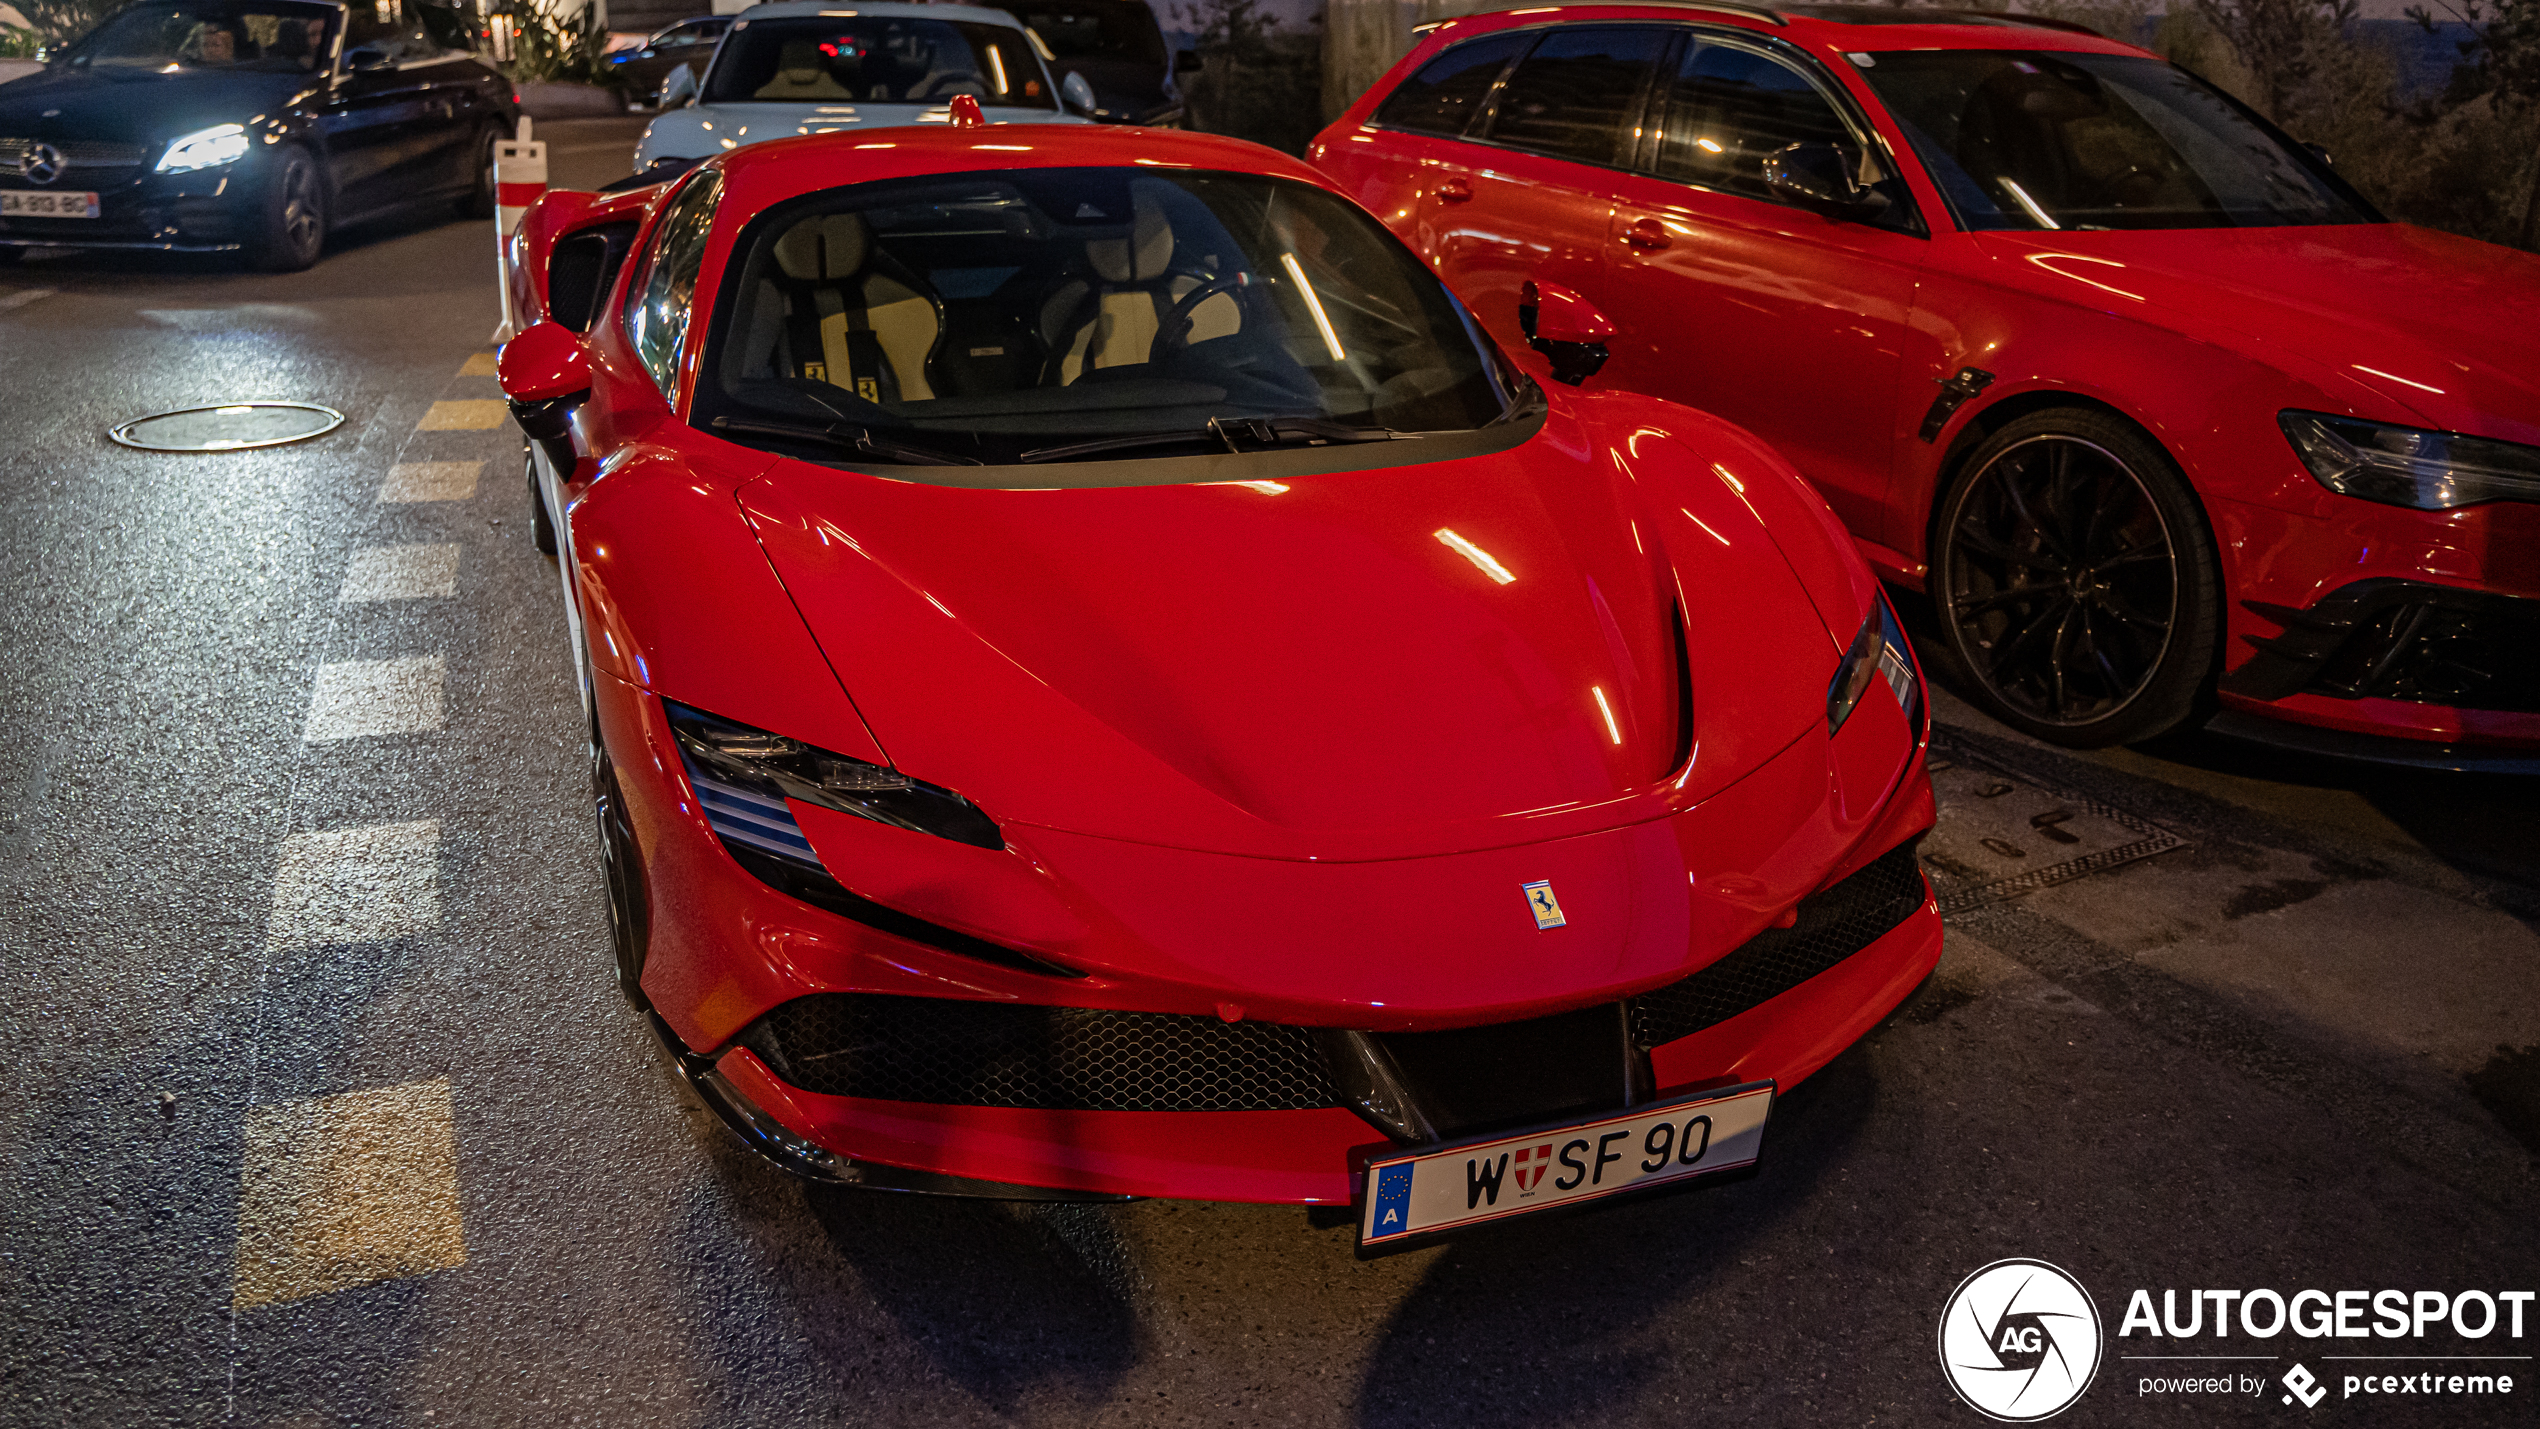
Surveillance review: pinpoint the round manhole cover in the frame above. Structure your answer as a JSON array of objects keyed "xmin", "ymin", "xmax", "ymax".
[{"xmin": 109, "ymin": 402, "xmax": 345, "ymax": 452}]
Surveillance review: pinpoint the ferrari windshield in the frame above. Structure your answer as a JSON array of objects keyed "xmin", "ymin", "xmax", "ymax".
[
  {"xmin": 1855, "ymin": 51, "xmax": 2373, "ymax": 231},
  {"xmin": 63, "ymin": 0, "xmax": 339, "ymax": 70},
  {"xmin": 703, "ymin": 16, "xmax": 1055, "ymax": 108},
  {"xmin": 696, "ymin": 168, "xmax": 1522, "ymax": 463}
]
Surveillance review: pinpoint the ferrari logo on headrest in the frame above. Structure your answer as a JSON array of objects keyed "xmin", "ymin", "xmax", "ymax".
[{"xmin": 1522, "ymin": 880, "xmax": 1566, "ymax": 930}]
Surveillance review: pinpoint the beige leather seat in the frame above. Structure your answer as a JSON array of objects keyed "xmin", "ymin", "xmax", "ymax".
[
  {"xmin": 1039, "ymin": 190, "xmax": 1242, "ymax": 384},
  {"xmin": 768, "ymin": 212, "xmax": 942, "ymax": 404},
  {"xmin": 755, "ymin": 39, "xmax": 855, "ymax": 100}
]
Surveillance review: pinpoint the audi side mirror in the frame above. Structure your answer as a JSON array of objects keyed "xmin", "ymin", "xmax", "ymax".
[
  {"xmin": 344, "ymin": 45, "xmax": 393, "ymax": 71},
  {"xmin": 659, "ymin": 62, "xmax": 699, "ymax": 108},
  {"xmin": 1762, "ymin": 141, "xmax": 1889, "ymax": 220},
  {"xmin": 1061, "ymin": 70, "xmax": 1098, "ymax": 115},
  {"xmin": 1516, "ymin": 279, "xmax": 1613, "ymax": 387}
]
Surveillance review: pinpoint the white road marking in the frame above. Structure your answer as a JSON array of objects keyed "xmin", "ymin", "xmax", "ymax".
[
  {"xmin": 0, "ymin": 287, "xmax": 54, "ymax": 313},
  {"xmin": 416, "ymin": 399, "xmax": 507, "ymax": 431},
  {"xmin": 304, "ymin": 655, "xmax": 444, "ymax": 742},
  {"xmin": 232, "ymin": 1078, "xmax": 467, "ymax": 1310},
  {"xmin": 264, "ymin": 820, "xmax": 440, "ymax": 950},
  {"xmin": 338, "ymin": 544, "xmax": 461, "ymax": 602},
  {"xmin": 377, "ymin": 461, "xmax": 483, "ymax": 503}
]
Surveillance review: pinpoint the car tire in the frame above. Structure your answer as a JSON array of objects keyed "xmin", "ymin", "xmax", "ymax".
[
  {"xmin": 592, "ymin": 719, "xmax": 651, "ymax": 1009},
  {"xmin": 1929, "ymin": 407, "xmax": 2220, "ymax": 747},
  {"xmin": 457, "ymin": 126, "xmax": 497, "ymax": 220},
  {"xmin": 526, "ymin": 446, "xmax": 558, "ymax": 556},
  {"xmin": 250, "ymin": 146, "xmax": 326, "ymax": 272}
]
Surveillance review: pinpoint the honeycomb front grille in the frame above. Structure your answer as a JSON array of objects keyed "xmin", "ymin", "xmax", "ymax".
[
  {"xmin": 1629, "ymin": 841, "xmax": 1929, "ymax": 1050},
  {"xmin": 735, "ymin": 993, "xmax": 1346, "ymax": 1112}
]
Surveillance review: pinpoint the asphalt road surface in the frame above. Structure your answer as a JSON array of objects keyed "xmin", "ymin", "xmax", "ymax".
[{"xmin": 3, "ymin": 118, "xmax": 2536, "ymax": 1428}]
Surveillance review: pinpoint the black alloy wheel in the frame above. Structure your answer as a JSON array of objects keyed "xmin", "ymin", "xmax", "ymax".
[
  {"xmin": 593, "ymin": 718, "xmax": 651, "ymax": 1008},
  {"xmin": 252, "ymin": 147, "xmax": 326, "ymax": 272},
  {"xmin": 1932, "ymin": 408, "xmax": 2219, "ymax": 747},
  {"xmin": 525, "ymin": 445, "xmax": 558, "ymax": 555},
  {"xmin": 458, "ymin": 126, "xmax": 498, "ymax": 220}
]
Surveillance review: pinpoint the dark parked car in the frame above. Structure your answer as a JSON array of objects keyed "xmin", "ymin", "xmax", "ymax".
[
  {"xmin": 604, "ymin": 14, "xmax": 729, "ymax": 108},
  {"xmin": 0, "ymin": 0, "xmax": 518, "ymax": 270},
  {"xmin": 999, "ymin": 0, "xmax": 1183, "ymax": 124}
]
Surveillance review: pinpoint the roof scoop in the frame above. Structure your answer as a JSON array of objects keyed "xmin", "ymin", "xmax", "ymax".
[{"xmin": 949, "ymin": 94, "xmax": 986, "ymax": 128}]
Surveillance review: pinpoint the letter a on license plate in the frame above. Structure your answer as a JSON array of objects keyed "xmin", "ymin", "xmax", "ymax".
[{"xmin": 1357, "ymin": 1082, "xmax": 1772, "ymax": 1252}]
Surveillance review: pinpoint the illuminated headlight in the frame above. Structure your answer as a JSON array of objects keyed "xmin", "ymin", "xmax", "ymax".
[
  {"xmin": 2280, "ymin": 410, "xmax": 2540, "ymax": 510},
  {"xmin": 664, "ymin": 701, "xmax": 1002, "ymax": 850},
  {"xmin": 155, "ymin": 123, "xmax": 251, "ymax": 174},
  {"xmin": 1827, "ymin": 594, "xmax": 1920, "ymax": 737}
]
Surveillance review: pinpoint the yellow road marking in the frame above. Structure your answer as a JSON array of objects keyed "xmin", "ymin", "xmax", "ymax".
[
  {"xmin": 416, "ymin": 400, "xmax": 507, "ymax": 431},
  {"xmin": 458, "ymin": 352, "xmax": 500, "ymax": 377},
  {"xmin": 377, "ymin": 461, "xmax": 483, "ymax": 503},
  {"xmin": 233, "ymin": 1078, "xmax": 467, "ymax": 1310}
]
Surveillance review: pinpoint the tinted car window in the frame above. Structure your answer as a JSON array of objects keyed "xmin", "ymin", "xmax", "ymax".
[
  {"xmin": 629, "ymin": 170, "xmax": 724, "ymax": 396},
  {"xmin": 1005, "ymin": 3, "xmax": 1165, "ymax": 64},
  {"xmin": 698, "ymin": 167, "xmax": 1522, "ymax": 463},
  {"xmin": 1372, "ymin": 31, "xmax": 1527, "ymax": 137},
  {"xmin": 704, "ymin": 16, "xmax": 1054, "ymax": 108},
  {"xmin": 1656, "ymin": 41, "xmax": 1852, "ymax": 199},
  {"xmin": 64, "ymin": 0, "xmax": 337, "ymax": 71},
  {"xmin": 1855, "ymin": 51, "xmax": 2373, "ymax": 230},
  {"xmin": 1486, "ymin": 27, "xmax": 1668, "ymax": 165}
]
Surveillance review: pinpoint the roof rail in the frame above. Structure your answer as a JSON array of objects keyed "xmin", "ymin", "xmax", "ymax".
[{"xmin": 1428, "ymin": 0, "xmax": 1788, "ymax": 29}]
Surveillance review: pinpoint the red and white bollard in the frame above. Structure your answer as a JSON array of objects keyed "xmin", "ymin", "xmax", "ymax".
[{"xmin": 491, "ymin": 115, "xmax": 548, "ymax": 342}]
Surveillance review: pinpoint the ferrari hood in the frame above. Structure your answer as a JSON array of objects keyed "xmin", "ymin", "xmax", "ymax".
[
  {"xmin": 738, "ymin": 415, "xmax": 1834, "ymax": 860},
  {"xmin": 1977, "ymin": 226, "xmax": 2540, "ymax": 443}
]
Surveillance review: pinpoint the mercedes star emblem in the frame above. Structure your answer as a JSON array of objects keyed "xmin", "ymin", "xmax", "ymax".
[{"xmin": 21, "ymin": 142, "xmax": 64, "ymax": 185}]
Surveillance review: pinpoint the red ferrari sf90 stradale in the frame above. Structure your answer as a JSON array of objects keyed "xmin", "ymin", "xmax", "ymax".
[{"xmin": 494, "ymin": 116, "xmax": 1939, "ymax": 1249}]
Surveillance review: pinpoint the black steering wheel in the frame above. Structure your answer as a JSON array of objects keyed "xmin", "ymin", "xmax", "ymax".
[{"xmin": 1156, "ymin": 270, "xmax": 1254, "ymax": 359}]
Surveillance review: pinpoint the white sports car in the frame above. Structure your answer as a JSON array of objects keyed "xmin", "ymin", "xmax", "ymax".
[{"xmin": 633, "ymin": 1, "xmax": 1095, "ymax": 173}]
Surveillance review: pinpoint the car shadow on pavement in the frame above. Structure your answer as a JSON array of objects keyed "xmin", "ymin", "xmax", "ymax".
[{"xmin": 1347, "ymin": 1044, "xmax": 1883, "ymax": 1429}]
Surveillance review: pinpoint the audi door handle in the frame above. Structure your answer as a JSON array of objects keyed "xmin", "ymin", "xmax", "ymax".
[
  {"xmin": 1623, "ymin": 218, "xmax": 1671, "ymax": 252},
  {"xmin": 1437, "ymin": 178, "xmax": 1474, "ymax": 204}
]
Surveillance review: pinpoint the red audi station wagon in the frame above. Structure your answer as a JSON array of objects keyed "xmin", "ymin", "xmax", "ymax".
[{"xmin": 1314, "ymin": 3, "xmax": 2540, "ymax": 763}]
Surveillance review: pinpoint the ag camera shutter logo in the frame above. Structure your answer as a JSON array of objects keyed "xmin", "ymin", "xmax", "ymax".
[{"xmin": 1940, "ymin": 1259, "xmax": 2103, "ymax": 1421}]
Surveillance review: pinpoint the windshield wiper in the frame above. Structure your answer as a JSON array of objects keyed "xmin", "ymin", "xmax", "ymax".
[
  {"xmin": 1019, "ymin": 416, "xmax": 1397, "ymax": 465},
  {"xmin": 710, "ymin": 415, "xmax": 982, "ymax": 467}
]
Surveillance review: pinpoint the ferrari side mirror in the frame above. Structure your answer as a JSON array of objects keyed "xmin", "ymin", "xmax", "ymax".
[
  {"xmin": 660, "ymin": 62, "xmax": 699, "ymax": 108},
  {"xmin": 1517, "ymin": 279, "xmax": 1613, "ymax": 387},
  {"xmin": 499, "ymin": 321, "xmax": 593, "ymax": 459},
  {"xmin": 1762, "ymin": 141, "xmax": 1889, "ymax": 220}
]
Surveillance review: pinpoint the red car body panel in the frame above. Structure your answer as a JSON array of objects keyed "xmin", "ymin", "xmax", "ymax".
[
  {"xmin": 511, "ymin": 123, "xmax": 1942, "ymax": 1204},
  {"xmin": 1312, "ymin": 7, "xmax": 2540, "ymax": 751}
]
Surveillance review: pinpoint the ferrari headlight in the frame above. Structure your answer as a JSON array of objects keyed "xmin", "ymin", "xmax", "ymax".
[
  {"xmin": 664, "ymin": 701, "xmax": 1002, "ymax": 850},
  {"xmin": 1827, "ymin": 594, "xmax": 1920, "ymax": 737},
  {"xmin": 2280, "ymin": 410, "xmax": 2540, "ymax": 510},
  {"xmin": 155, "ymin": 123, "xmax": 251, "ymax": 174}
]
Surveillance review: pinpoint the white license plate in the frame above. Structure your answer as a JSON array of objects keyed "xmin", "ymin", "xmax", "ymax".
[
  {"xmin": 1, "ymin": 190, "xmax": 101, "ymax": 220},
  {"xmin": 1359, "ymin": 1081, "xmax": 1773, "ymax": 1250}
]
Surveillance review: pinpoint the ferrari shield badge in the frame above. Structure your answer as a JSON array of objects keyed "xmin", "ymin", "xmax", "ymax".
[{"xmin": 1522, "ymin": 880, "xmax": 1566, "ymax": 929}]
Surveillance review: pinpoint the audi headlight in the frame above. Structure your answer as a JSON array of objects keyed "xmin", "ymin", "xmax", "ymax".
[
  {"xmin": 1828, "ymin": 594, "xmax": 1920, "ymax": 737},
  {"xmin": 155, "ymin": 123, "xmax": 251, "ymax": 174},
  {"xmin": 664, "ymin": 701, "xmax": 1002, "ymax": 850},
  {"xmin": 2280, "ymin": 410, "xmax": 2540, "ymax": 510}
]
